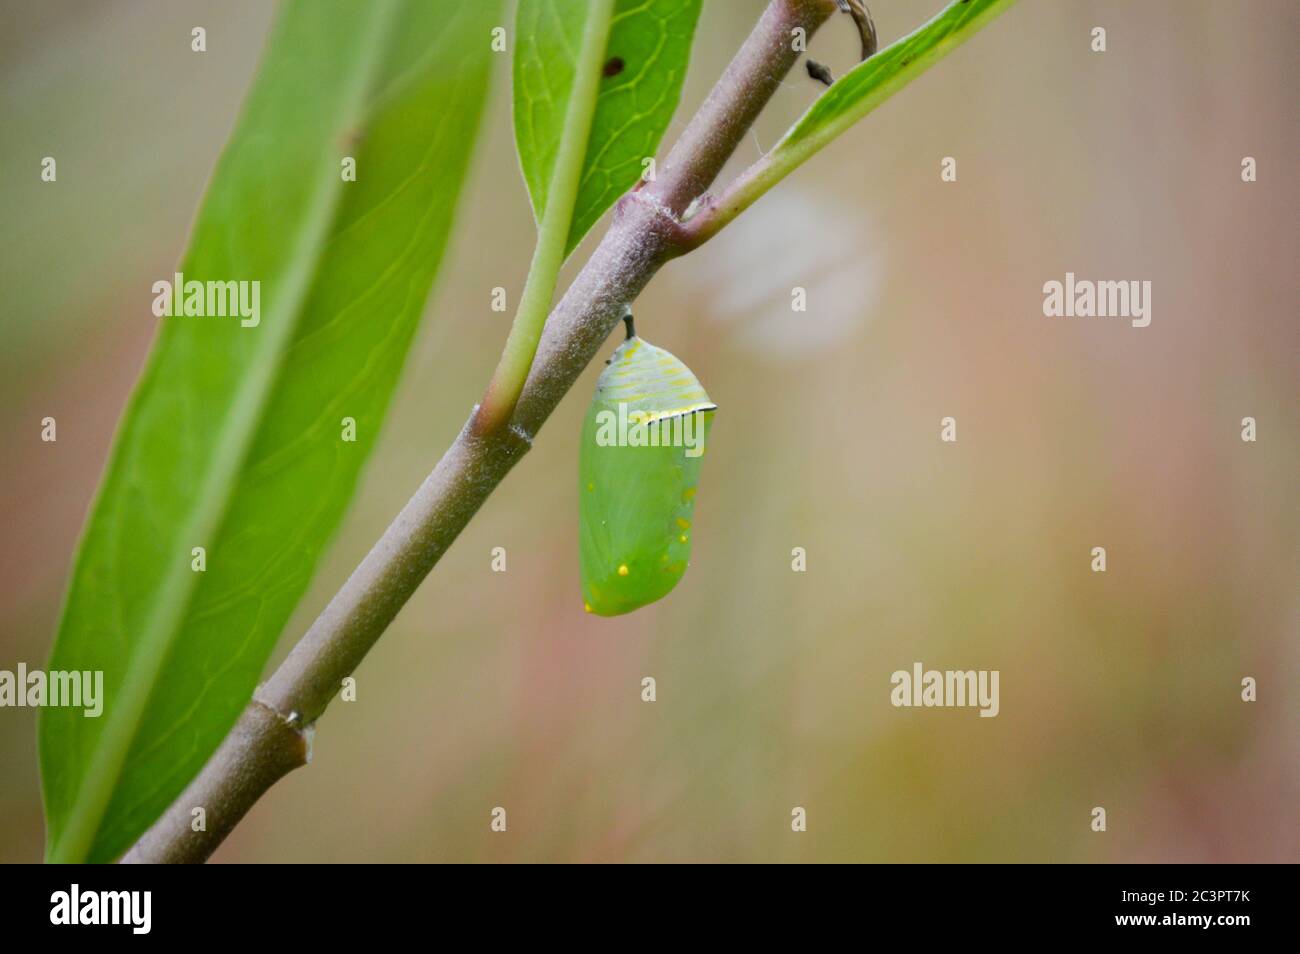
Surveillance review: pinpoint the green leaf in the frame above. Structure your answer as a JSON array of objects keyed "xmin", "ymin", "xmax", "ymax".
[
  {"xmin": 40, "ymin": 0, "xmax": 502, "ymax": 864},
  {"xmin": 513, "ymin": 0, "xmax": 702, "ymax": 256},
  {"xmin": 683, "ymin": 0, "xmax": 1017, "ymax": 246},
  {"xmin": 479, "ymin": 0, "xmax": 615, "ymax": 431},
  {"xmin": 777, "ymin": 0, "xmax": 1016, "ymax": 162}
]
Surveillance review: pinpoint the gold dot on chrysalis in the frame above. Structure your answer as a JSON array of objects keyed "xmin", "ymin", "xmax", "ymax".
[
  {"xmin": 586, "ymin": 482, "xmax": 595, "ymax": 492},
  {"xmin": 617, "ymin": 564, "xmax": 629, "ymax": 576},
  {"xmin": 676, "ymin": 517, "xmax": 691, "ymax": 530},
  {"xmin": 679, "ymin": 534, "xmax": 688, "ymax": 543},
  {"xmin": 583, "ymin": 602, "xmax": 593, "ymax": 613},
  {"xmin": 682, "ymin": 487, "xmax": 696, "ymax": 502}
]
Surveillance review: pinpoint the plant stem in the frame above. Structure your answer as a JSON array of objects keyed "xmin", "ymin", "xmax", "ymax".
[
  {"xmin": 122, "ymin": 0, "xmax": 1013, "ymax": 863},
  {"xmin": 475, "ymin": 0, "xmax": 615, "ymax": 434}
]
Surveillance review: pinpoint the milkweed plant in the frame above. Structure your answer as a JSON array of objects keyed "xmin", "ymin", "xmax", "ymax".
[{"xmin": 37, "ymin": 0, "xmax": 1017, "ymax": 863}]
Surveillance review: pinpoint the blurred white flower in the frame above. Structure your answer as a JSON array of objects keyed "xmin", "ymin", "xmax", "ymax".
[{"xmin": 676, "ymin": 185, "xmax": 883, "ymax": 359}]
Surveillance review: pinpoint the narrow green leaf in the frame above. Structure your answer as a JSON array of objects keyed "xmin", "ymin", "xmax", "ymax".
[
  {"xmin": 513, "ymin": 0, "xmax": 702, "ymax": 256},
  {"xmin": 777, "ymin": 0, "xmax": 1016, "ymax": 163},
  {"xmin": 40, "ymin": 0, "xmax": 502, "ymax": 863},
  {"xmin": 683, "ymin": 0, "xmax": 1017, "ymax": 246}
]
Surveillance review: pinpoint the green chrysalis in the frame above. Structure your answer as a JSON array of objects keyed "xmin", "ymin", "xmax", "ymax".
[{"xmin": 580, "ymin": 316, "xmax": 715, "ymax": 616}]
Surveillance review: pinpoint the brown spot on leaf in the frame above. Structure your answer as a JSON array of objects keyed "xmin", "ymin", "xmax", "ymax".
[{"xmin": 603, "ymin": 56, "xmax": 625, "ymax": 77}]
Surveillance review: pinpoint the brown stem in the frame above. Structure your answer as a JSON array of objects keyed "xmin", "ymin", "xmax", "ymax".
[{"xmin": 121, "ymin": 0, "xmax": 839, "ymax": 864}]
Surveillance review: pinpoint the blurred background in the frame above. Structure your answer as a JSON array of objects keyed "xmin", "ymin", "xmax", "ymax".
[{"xmin": 1, "ymin": 0, "xmax": 1296, "ymax": 862}]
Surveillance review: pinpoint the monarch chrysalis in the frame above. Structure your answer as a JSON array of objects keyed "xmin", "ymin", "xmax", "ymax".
[{"xmin": 579, "ymin": 316, "xmax": 715, "ymax": 616}]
